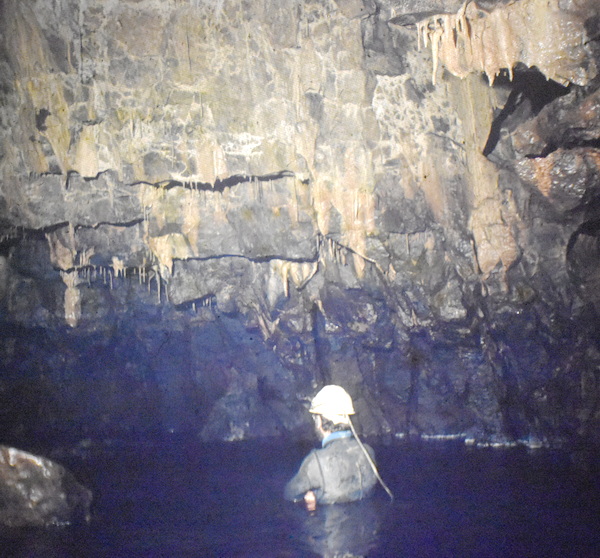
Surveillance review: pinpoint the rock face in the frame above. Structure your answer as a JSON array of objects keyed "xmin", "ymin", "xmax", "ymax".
[
  {"xmin": 0, "ymin": 446, "xmax": 92, "ymax": 527},
  {"xmin": 0, "ymin": 0, "xmax": 599, "ymax": 446}
]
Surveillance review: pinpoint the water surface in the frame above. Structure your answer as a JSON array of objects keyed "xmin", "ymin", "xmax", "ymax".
[{"xmin": 1, "ymin": 437, "xmax": 598, "ymax": 557}]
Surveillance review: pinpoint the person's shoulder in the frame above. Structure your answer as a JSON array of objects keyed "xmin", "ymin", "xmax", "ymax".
[
  {"xmin": 302, "ymin": 447, "xmax": 321, "ymax": 461},
  {"xmin": 348, "ymin": 438, "xmax": 375, "ymax": 457},
  {"xmin": 326, "ymin": 436, "xmax": 358, "ymax": 451}
]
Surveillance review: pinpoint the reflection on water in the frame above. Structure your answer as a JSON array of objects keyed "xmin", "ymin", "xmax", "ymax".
[
  {"xmin": 289, "ymin": 498, "xmax": 382, "ymax": 557},
  {"xmin": 0, "ymin": 437, "xmax": 599, "ymax": 557}
]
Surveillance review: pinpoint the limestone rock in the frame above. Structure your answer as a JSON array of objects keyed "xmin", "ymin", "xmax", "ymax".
[
  {"xmin": 0, "ymin": 446, "xmax": 92, "ymax": 527},
  {"xmin": 0, "ymin": 0, "xmax": 598, "ymax": 447}
]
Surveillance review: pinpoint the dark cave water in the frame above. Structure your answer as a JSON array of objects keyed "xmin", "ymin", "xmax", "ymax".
[{"xmin": 1, "ymin": 437, "xmax": 599, "ymax": 557}]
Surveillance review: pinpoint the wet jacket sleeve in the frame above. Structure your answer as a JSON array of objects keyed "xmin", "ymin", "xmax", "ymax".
[{"xmin": 284, "ymin": 450, "xmax": 323, "ymax": 502}]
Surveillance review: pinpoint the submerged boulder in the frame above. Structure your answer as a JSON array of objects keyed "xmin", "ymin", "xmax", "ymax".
[{"xmin": 0, "ymin": 446, "xmax": 92, "ymax": 527}]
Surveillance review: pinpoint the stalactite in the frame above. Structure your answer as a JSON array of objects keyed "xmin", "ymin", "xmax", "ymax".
[
  {"xmin": 291, "ymin": 261, "xmax": 318, "ymax": 290},
  {"xmin": 201, "ymin": 296, "xmax": 214, "ymax": 308},
  {"xmin": 282, "ymin": 262, "xmax": 289, "ymax": 297},
  {"xmin": 0, "ymin": 228, "xmax": 20, "ymax": 244},
  {"xmin": 254, "ymin": 305, "xmax": 279, "ymax": 341},
  {"xmin": 155, "ymin": 267, "xmax": 161, "ymax": 304},
  {"xmin": 291, "ymin": 180, "xmax": 299, "ymax": 223},
  {"xmin": 415, "ymin": 0, "xmax": 593, "ymax": 86},
  {"xmin": 60, "ymin": 270, "xmax": 81, "ymax": 328},
  {"xmin": 387, "ymin": 263, "xmax": 397, "ymax": 281},
  {"xmin": 68, "ymin": 221, "xmax": 76, "ymax": 251},
  {"xmin": 77, "ymin": 247, "xmax": 94, "ymax": 268},
  {"xmin": 352, "ymin": 252, "xmax": 364, "ymax": 277},
  {"xmin": 257, "ymin": 312, "xmax": 270, "ymax": 340}
]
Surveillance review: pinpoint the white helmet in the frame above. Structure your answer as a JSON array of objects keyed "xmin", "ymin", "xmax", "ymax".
[{"xmin": 309, "ymin": 385, "xmax": 355, "ymax": 425}]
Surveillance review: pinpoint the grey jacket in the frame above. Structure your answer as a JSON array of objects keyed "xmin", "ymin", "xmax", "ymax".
[{"xmin": 284, "ymin": 434, "xmax": 377, "ymax": 504}]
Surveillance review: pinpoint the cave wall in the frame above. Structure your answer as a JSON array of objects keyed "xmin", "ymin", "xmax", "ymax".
[{"xmin": 0, "ymin": 0, "xmax": 599, "ymax": 446}]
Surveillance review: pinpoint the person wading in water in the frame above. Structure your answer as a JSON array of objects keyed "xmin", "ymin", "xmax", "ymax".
[{"xmin": 284, "ymin": 385, "xmax": 392, "ymax": 511}]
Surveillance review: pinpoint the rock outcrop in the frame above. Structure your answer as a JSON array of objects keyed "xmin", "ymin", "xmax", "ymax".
[
  {"xmin": 0, "ymin": 0, "xmax": 599, "ymax": 446},
  {"xmin": 0, "ymin": 446, "xmax": 91, "ymax": 527}
]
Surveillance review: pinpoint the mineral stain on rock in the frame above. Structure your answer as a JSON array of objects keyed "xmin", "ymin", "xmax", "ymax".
[{"xmin": 34, "ymin": 108, "xmax": 50, "ymax": 132}]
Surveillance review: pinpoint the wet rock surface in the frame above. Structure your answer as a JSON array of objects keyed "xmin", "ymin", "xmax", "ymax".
[
  {"xmin": 0, "ymin": 446, "xmax": 92, "ymax": 527},
  {"xmin": 0, "ymin": 0, "xmax": 599, "ymax": 448}
]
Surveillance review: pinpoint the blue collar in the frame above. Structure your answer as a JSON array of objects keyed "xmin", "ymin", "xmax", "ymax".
[{"xmin": 322, "ymin": 430, "xmax": 352, "ymax": 447}]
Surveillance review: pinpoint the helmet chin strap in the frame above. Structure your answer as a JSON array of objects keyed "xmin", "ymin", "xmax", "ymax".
[{"xmin": 347, "ymin": 415, "xmax": 394, "ymax": 502}]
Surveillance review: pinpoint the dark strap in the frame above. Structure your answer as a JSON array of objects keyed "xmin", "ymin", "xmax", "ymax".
[{"xmin": 313, "ymin": 450, "xmax": 326, "ymax": 495}]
